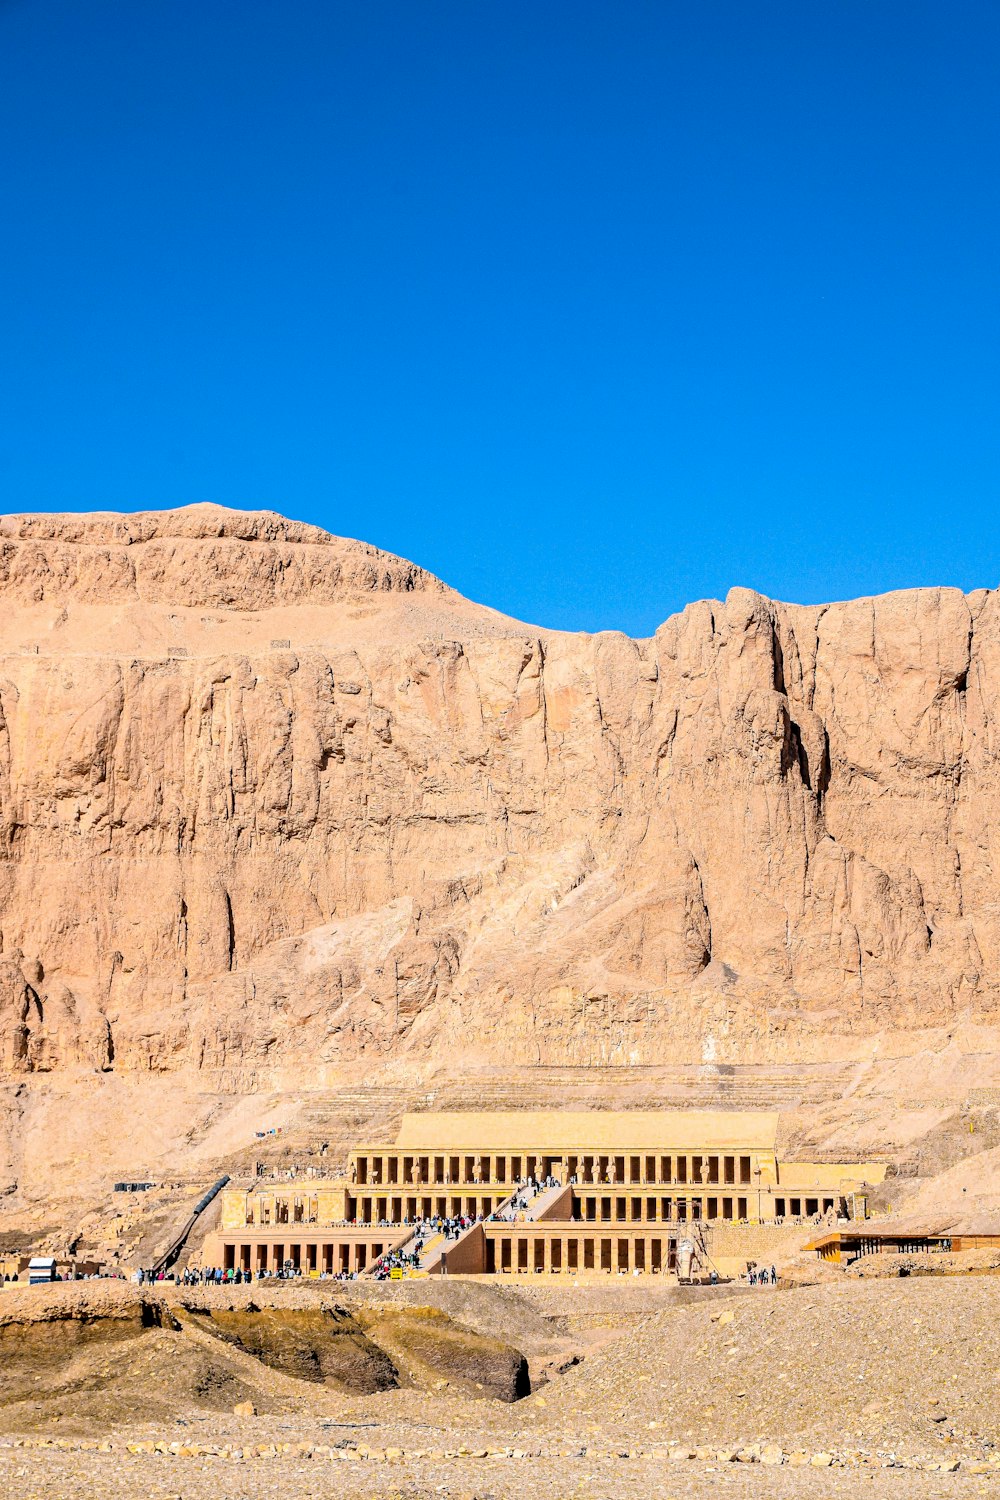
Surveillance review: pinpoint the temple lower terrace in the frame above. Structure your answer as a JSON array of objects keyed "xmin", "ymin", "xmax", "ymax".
[{"xmin": 202, "ymin": 1110, "xmax": 885, "ymax": 1279}]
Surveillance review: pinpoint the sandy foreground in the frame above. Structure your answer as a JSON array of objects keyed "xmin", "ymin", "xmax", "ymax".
[
  {"xmin": 1, "ymin": 1275, "xmax": 999, "ymax": 1498},
  {"xmin": 0, "ymin": 1446, "xmax": 995, "ymax": 1500}
]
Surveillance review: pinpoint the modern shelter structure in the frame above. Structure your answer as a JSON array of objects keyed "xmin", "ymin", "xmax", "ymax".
[
  {"xmin": 203, "ymin": 1110, "xmax": 885, "ymax": 1278},
  {"xmin": 808, "ymin": 1221, "xmax": 1000, "ymax": 1264}
]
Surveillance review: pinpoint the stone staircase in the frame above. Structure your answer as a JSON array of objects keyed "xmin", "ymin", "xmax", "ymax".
[
  {"xmin": 520, "ymin": 1181, "xmax": 570, "ymax": 1220},
  {"xmin": 370, "ymin": 1177, "xmax": 572, "ymax": 1276},
  {"xmin": 414, "ymin": 1230, "xmax": 447, "ymax": 1272},
  {"xmin": 380, "ymin": 1223, "xmax": 446, "ymax": 1274},
  {"xmin": 423, "ymin": 1178, "xmax": 567, "ymax": 1271},
  {"xmin": 377, "ymin": 1190, "xmax": 519, "ymax": 1277}
]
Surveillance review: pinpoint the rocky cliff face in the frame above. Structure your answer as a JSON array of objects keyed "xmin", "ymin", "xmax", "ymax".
[{"xmin": 0, "ymin": 505, "xmax": 995, "ymax": 1091}]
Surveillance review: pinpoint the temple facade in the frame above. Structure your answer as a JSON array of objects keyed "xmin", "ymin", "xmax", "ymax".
[{"xmin": 202, "ymin": 1109, "xmax": 885, "ymax": 1278}]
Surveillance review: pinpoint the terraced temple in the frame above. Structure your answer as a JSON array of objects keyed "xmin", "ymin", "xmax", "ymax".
[{"xmin": 203, "ymin": 1110, "xmax": 885, "ymax": 1278}]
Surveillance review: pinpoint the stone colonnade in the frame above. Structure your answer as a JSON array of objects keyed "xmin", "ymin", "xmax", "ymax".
[
  {"xmin": 352, "ymin": 1150, "xmax": 755, "ymax": 1189},
  {"xmin": 216, "ymin": 1235, "xmax": 389, "ymax": 1275},
  {"xmin": 572, "ymin": 1191, "xmax": 751, "ymax": 1224},
  {"xmin": 247, "ymin": 1192, "xmax": 320, "ymax": 1226},
  {"xmin": 483, "ymin": 1227, "xmax": 678, "ymax": 1274},
  {"xmin": 348, "ymin": 1192, "xmax": 500, "ymax": 1224},
  {"xmin": 345, "ymin": 1190, "xmax": 761, "ymax": 1225}
]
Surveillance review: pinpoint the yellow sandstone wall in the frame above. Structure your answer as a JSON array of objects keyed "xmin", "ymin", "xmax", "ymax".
[
  {"xmin": 778, "ymin": 1161, "xmax": 887, "ymax": 1189},
  {"xmin": 317, "ymin": 1186, "xmax": 348, "ymax": 1221},
  {"xmin": 707, "ymin": 1221, "xmax": 815, "ymax": 1275},
  {"xmin": 220, "ymin": 1189, "xmax": 249, "ymax": 1229}
]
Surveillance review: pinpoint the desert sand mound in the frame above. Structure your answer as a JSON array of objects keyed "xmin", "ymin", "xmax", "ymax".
[{"xmin": 533, "ymin": 1278, "xmax": 1000, "ymax": 1457}]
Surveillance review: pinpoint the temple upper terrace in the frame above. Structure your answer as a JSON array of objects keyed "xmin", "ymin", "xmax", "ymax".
[{"xmin": 346, "ymin": 1108, "xmax": 778, "ymax": 1206}]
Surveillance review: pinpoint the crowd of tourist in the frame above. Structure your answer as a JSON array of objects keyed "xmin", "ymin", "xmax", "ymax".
[
  {"xmin": 175, "ymin": 1265, "xmax": 251, "ymax": 1286},
  {"xmin": 370, "ymin": 1245, "xmax": 423, "ymax": 1279},
  {"xmin": 366, "ymin": 1176, "xmax": 556, "ymax": 1280},
  {"xmin": 173, "ymin": 1263, "xmax": 364, "ymax": 1284},
  {"xmin": 369, "ymin": 1211, "xmax": 477, "ymax": 1279},
  {"xmin": 744, "ymin": 1262, "xmax": 778, "ymax": 1285},
  {"xmin": 2, "ymin": 1270, "xmax": 129, "ymax": 1284},
  {"xmin": 491, "ymin": 1174, "xmax": 554, "ymax": 1222}
]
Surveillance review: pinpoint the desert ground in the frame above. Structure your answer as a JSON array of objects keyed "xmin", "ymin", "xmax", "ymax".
[{"xmin": 3, "ymin": 1270, "xmax": 1000, "ymax": 1499}]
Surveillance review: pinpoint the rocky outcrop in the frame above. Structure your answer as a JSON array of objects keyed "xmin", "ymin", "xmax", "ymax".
[
  {"xmin": 0, "ymin": 505, "xmax": 441, "ymax": 606},
  {"xmin": 183, "ymin": 1304, "xmax": 399, "ymax": 1392},
  {"xmin": 0, "ymin": 505, "xmax": 996, "ymax": 1090}
]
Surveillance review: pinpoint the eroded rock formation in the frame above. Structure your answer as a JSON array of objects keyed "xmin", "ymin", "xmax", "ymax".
[{"xmin": 0, "ymin": 504, "xmax": 995, "ymax": 1093}]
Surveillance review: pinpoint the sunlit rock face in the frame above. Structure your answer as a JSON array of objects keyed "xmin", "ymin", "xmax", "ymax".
[{"xmin": 0, "ymin": 503, "xmax": 994, "ymax": 1092}]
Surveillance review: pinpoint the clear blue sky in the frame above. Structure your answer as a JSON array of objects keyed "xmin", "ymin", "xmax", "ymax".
[{"xmin": 2, "ymin": 2, "xmax": 999, "ymax": 635}]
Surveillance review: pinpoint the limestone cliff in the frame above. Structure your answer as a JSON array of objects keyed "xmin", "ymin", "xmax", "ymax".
[{"xmin": 0, "ymin": 504, "xmax": 995, "ymax": 1092}]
